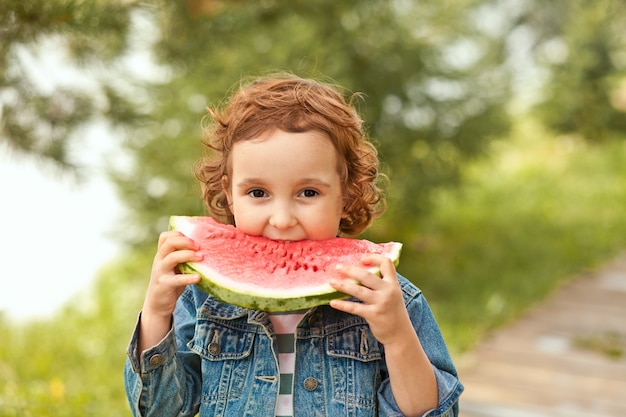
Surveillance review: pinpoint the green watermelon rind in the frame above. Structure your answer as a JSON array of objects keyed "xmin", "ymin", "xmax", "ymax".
[
  {"xmin": 170, "ymin": 216, "xmax": 402, "ymax": 312},
  {"xmin": 180, "ymin": 244, "xmax": 402, "ymax": 312},
  {"xmin": 179, "ymin": 262, "xmax": 351, "ymax": 312}
]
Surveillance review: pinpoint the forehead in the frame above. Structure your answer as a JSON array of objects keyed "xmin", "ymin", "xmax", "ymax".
[{"xmin": 229, "ymin": 129, "xmax": 342, "ymax": 173}]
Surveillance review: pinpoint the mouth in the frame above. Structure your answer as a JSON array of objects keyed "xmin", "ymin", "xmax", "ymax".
[
  {"xmin": 262, "ymin": 233, "xmax": 306, "ymax": 242},
  {"xmin": 266, "ymin": 237, "xmax": 302, "ymax": 242}
]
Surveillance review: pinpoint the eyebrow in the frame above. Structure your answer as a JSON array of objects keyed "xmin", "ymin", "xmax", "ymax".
[
  {"xmin": 297, "ymin": 178, "xmax": 333, "ymax": 188},
  {"xmin": 235, "ymin": 177, "xmax": 333, "ymax": 188},
  {"xmin": 234, "ymin": 178, "xmax": 264, "ymax": 187}
]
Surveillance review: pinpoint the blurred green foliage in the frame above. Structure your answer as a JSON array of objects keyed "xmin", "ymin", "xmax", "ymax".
[
  {"xmin": 0, "ymin": 253, "xmax": 149, "ymax": 417},
  {"xmin": 0, "ymin": 0, "xmax": 145, "ymax": 175},
  {"xmin": 528, "ymin": 0, "xmax": 626, "ymax": 141},
  {"xmin": 110, "ymin": 0, "xmax": 515, "ymax": 247},
  {"xmin": 407, "ymin": 121, "xmax": 626, "ymax": 353},
  {"xmin": 3, "ymin": 120, "xmax": 626, "ymax": 415},
  {"xmin": 2, "ymin": 0, "xmax": 626, "ymax": 415}
]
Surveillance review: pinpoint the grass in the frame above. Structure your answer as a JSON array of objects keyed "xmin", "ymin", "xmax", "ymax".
[
  {"xmin": 574, "ymin": 331, "xmax": 625, "ymax": 360},
  {"xmin": 399, "ymin": 119, "xmax": 626, "ymax": 354},
  {"xmin": 2, "ymin": 118, "xmax": 626, "ymax": 415},
  {"xmin": 0, "ymin": 255, "xmax": 147, "ymax": 417}
]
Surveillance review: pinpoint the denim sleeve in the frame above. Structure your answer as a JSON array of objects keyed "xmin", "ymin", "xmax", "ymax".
[
  {"xmin": 377, "ymin": 276, "xmax": 464, "ymax": 417},
  {"xmin": 123, "ymin": 288, "xmax": 202, "ymax": 417}
]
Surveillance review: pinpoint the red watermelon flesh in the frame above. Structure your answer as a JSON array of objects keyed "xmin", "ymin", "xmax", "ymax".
[{"xmin": 170, "ymin": 216, "xmax": 402, "ymax": 312}]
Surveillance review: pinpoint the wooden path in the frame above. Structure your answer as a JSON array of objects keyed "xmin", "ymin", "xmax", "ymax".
[{"xmin": 456, "ymin": 252, "xmax": 626, "ymax": 417}]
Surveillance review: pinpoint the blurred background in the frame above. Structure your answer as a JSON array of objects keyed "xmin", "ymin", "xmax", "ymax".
[{"xmin": 1, "ymin": 0, "xmax": 625, "ymax": 415}]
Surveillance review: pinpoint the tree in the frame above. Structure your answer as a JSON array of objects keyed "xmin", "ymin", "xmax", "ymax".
[
  {"xmin": 0, "ymin": 0, "xmax": 145, "ymax": 174},
  {"xmin": 527, "ymin": 0, "xmax": 626, "ymax": 141},
  {"xmin": 111, "ymin": 0, "xmax": 514, "ymax": 249}
]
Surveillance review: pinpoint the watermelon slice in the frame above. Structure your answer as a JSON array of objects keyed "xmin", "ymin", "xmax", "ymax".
[{"xmin": 170, "ymin": 216, "xmax": 402, "ymax": 312}]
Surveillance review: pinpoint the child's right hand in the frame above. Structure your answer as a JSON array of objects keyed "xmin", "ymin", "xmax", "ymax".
[{"xmin": 139, "ymin": 231, "xmax": 202, "ymax": 351}]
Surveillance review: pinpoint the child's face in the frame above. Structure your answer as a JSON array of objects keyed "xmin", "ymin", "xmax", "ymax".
[{"xmin": 224, "ymin": 129, "xmax": 345, "ymax": 241}]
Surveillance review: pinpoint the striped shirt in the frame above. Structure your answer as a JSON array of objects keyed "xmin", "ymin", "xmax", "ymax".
[{"xmin": 269, "ymin": 312, "xmax": 304, "ymax": 417}]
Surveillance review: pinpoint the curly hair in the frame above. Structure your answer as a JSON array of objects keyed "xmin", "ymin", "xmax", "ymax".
[{"xmin": 195, "ymin": 72, "xmax": 387, "ymax": 236}]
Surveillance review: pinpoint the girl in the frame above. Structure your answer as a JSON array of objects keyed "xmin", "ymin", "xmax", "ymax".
[{"xmin": 124, "ymin": 73, "xmax": 463, "ymax": 417}]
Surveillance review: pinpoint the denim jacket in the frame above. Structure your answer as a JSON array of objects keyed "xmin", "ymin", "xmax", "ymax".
[{"xmin": 124, "ymin": 274, "xmax": 463, "ymax": 417}]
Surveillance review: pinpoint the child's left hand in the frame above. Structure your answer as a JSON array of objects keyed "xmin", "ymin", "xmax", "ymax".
[{"xmin": 329, "ymin": 254, "xmax": 412, "ymax": 346}]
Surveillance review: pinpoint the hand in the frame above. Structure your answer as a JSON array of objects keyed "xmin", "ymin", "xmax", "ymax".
[
  {"xmin": 330, "ymin": 254, "xmax": 439, "ymax": 416},
  {"xmin": 143, "ymin": 231, "xmax": 203, "ymax": 319},
  {"xmin": 329, "ymin": 254, "xmax": 412, "ymax": 345},
  {"xmin": 139, "ymin": 231, "xmax": 202, "ymax": 352}
]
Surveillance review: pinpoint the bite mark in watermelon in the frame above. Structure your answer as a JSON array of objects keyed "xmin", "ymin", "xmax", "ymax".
[{"xmin": 170, "ymin": 216, "xmax": 402, "ymax": 312}]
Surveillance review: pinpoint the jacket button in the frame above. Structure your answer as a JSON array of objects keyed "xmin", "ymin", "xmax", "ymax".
[
  {"xmin": 303, "ymin": 377, "xmax": 318, "ymax": 391},
  {"xmin": 149, "ymin": 354, "xmax": 163, "ymax": 366},
  {"xmin": 208, "ymin": 342, "xmax": 221, "ymax": 356}
]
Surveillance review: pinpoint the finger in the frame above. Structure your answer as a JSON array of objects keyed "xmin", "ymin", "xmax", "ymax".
[
  {"xmin": 157, "ymin": 232, "xmax": 199, "ymax": 255},
  {"xmin": 167, "ymin": 248, "xmax": 203, "ymax": 267},
  {"xmin": 329, "ymin": 272, "xmax": 378, "ymax": 304},
  {"xmin": 175, "ymin": 272, "xmax": 202, "ymax": 287},
  {"xmin": 361, "ymin": 254, "xmax": 397, "ymax": 282},
  {"xmin": 377, "ymin": 256, "xmax": 397, "ymax": 281},
  {"xmin": 150, "ymin": 267, "xmax": 201, "ymax": 294},
  {"xmin": 335, "ymin": 263, "xmax": 384, "ymax": 291},
  {"xmin": 329, "ymin": 298, "xmax": 366, "ymax": 316},
  {"xmin": 158, "ymin": 231, "xmax": 190, "ymax": 247},
  {"xmin": 153, "ymin": 250, "xmax": 202, "ymax": 278}
]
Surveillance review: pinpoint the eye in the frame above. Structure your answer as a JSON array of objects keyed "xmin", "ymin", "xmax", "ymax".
[
  {"xmin": 300, "ymin": 189, "xmax": 319, "ymax": 198},
  {"xmin": 247, "ymin": 189, "xmax": 267, "ymax": 198}
]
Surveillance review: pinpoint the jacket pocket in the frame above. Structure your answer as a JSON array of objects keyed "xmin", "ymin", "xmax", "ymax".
[
  {"xmin": 327, "ymin": 325, "xmax": 382, "ymax": 409},
  {"xmin": 188, "ymin": 320, "xmax": 256, "ymax": 402}
]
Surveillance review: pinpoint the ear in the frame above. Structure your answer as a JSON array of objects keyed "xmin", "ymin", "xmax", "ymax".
[
  {"xmin": 341, "ymin": 197, "xmax": 350, "ymax": 218},
  {"xmin": 222, "ymin": 175, "xmax": 232, "ymax": 206}
]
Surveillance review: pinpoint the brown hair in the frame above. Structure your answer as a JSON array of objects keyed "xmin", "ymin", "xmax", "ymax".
[{"xmin": 195, "ymin": 72, "xmax": 386, "ymax": 236}]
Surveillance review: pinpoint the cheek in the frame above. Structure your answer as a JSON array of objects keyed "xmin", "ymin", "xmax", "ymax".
[
  {"xmin": 229, "ymin": 202, "xmax": 263, "ymax": 233},
  {"xmin": 310, "ymin": 208, "xmax": 343, "ymax": 239},
  {"xmin": 229, "ymin": 196, "xmax": 247, "ymax": 220}
]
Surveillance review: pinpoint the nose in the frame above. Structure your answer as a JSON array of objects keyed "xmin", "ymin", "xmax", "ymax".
[{"xmin": 269, "ymin": 203, "xmax": 297, "ymax": 230}]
